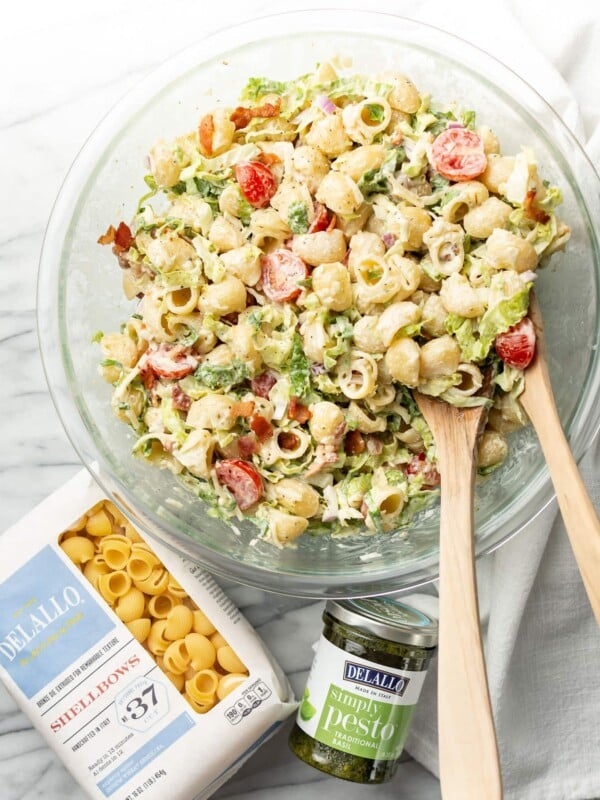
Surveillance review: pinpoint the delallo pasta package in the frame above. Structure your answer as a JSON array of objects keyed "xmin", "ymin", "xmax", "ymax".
[{"xmin": 0, "ymin": 469, "xmax": 296, "ymax": 800}]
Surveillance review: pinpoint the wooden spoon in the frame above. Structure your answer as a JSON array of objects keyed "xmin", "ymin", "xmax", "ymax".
[
  {"xmin": 520, "ymin": 293, "xmax": 600, "ymax": 624},
  {"xmin": 415, "ymin": 389, "xmax": 502, "ymax": 800}
]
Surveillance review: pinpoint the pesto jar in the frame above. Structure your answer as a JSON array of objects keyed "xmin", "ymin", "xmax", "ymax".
[{"xmin": 289, "ymin": 598, "xmax": 438, "ymax": 784}]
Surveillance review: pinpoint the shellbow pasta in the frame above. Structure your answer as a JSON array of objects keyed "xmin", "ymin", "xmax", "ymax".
[
  {"xmin": 59, "ymin": 501, "xmax": 249, "ymax": 713},
  {"xmin": 96, "ymin": 61, "xmax": 570, "ymax": 544}
]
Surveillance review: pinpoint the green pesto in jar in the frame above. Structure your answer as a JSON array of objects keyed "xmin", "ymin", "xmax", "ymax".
[{"xmin": 289, "ymin": 598, "xmax": 437, "ymax": 784}]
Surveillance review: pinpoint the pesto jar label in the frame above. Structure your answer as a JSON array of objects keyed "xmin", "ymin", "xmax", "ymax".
[{"xmin": 296, "ymin": 635, "xmax": 427, "ymax": 762}]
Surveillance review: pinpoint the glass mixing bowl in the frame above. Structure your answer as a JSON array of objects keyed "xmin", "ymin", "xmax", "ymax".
[{"xmin": 37, "ymin": 10, "xmax": 600, "ymax": 598}]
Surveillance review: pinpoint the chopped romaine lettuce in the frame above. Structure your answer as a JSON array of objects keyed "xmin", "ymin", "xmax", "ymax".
[
  {"xmin": 287, "ymin": 201, "xmax": 309, "ymax": 234},
  {"xmin": 161, "ymin": 397, "xmax": 187, "ymax": 446},
  {"xmin": 194, "ymin": 359, "xmax": 249, "ymax": 391},
  {"xmin": 447, "ymin": 284, "xmax": 530, "ymax": 362},
  {"xmin": 365, "ymin": 103, "xmax": 386, "ymax": 123},
  {"xmin": 192, "ymin": 236, "xmax": 226, "ymax": 282},
  {"xmin": 240, "ymin": 77, "xmax": 290, "ymax": 101},
  {"xmin": 358, "ymin": 147, "xmax": 405, "ymax": 199},
  {"xmin": 289, "ymin": 333, "xmax": 311, "ymax": 398},
  {"xmin": 323, "ymin": 315, "xmax": 353, "ymax": 369}
]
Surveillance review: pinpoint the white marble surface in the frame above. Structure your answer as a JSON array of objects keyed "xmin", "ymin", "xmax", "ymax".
[
  {"xmin": 1, "ymin": 1, "xmax": 598, "ymax": 799},
  {"xmin": 0, "ymin": 2, "xmax": 443, "ymax": 797}
]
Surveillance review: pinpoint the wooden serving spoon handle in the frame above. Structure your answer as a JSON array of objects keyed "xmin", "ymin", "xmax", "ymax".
[
  {"xmin": 520, "ymin": 294, "xmax": 600, "ymax": 624},
  {"xmin": 416, "ymin": 394, "xmax": 503, "ymax": 800}
]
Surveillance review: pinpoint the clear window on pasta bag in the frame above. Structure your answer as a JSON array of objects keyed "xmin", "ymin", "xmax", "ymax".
[{"xmin": 58, "ymin": 500, "xmax": 249, "ymax": 714}]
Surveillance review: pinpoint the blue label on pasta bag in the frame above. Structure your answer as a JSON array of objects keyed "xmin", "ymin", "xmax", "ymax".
[{"xmin": 0, "ymin": 546, "xmax": 115, "ymax": 698}]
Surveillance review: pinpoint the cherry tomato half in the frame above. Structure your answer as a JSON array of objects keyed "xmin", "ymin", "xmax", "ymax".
[
  {"xmin": 146, "ymin": 344, "xmax": 198, "ymax": 379},
  {"xmin": 495, "ymin": 317, "xmax": 536, "ymax": 369},
  {"xmin": 234, "ymin": 161, "xmax": 277, "ymax": 208},
  {"xmin": 261, "ymin": 249, "xmax": 308, "ymax": 303},
  {"xmin": 430, "ymin": 127, "xmax": 487, "ymax": 182},
  {"xmin": 215, "ymin": 459, "xmax": 263, "ymax": 511},
  {"xmin": 308, "ymin": 202, "xmax": 334, "ymax": 233}
]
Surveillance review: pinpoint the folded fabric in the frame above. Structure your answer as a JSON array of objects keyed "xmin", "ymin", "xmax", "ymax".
[{"xmin": 398, "ymin": 3, "xmax": 600, "ymax": 797}]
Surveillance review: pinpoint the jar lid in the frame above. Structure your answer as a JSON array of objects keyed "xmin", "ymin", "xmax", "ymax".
[{"xmin": 326, "ymin": 598, "xmax": 438, "ymax": 648}]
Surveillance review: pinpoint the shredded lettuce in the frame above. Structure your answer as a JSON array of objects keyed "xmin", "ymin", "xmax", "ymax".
[
  {"xmin": 201, "ymin": 314, "xmax": 232, "ymax": 343},
  {"xmin": 253, "ymin": 304, "xmax": 297, "ymax": 368},
  {"xmin": 240, "ymin": 77, "xmax": 290, "ymax": 101},
  {"xmin": 384, "ymin": 469, "xmax": 409, "ymax": 490},
  {"xmin": 194, "ymin": 359, "xmax": 249, "ymax": 391},
  {"xmin": 178, "ymin": 376, "xmax": 212, "ymax": 400},
  {"xmin": 439, "ymin": 389, "xmax": 492, "ymax": 408},
  {"xmin": 446, "ymin": 284, "xmax": 530, "ymax": 362},
  {"xmin": 461, "ymin": 109, "xmax": 477, "ymax": 129},
  {"xmin": 398, "ymin": 490, "xmax": 439, "ymax": 525},
  {"xmin": 365, "ymin": 102, "xmax": 386, "ymax": 123},
  {"xmin": 287, "ymin": 201, "xmax": 309, "ymax": 234},
  {"xmin": 495, "ymin": 364, "xmax": 524, "ymax": 393},
  {"xmin": 161, "ymin": 397, "xmax": 188, "ymax": 446},
  {"xmin": 192, "ymin": 176, "xmax": 227, "ymax": 212},
  {"xmin": 323, "ymin": 315, "xmax": 353, "ymax": 369},
  {"xmin": 418, "ymin": 374, "xmax": 461, "ymax": 397},
  {"xmin": 155, "ymin": 263, "xmax": 203, "ymax": 290},
  {"xmin": 288, "ymin": 333, "xmax": 311, "ymax": 398},
  {"xmin": 317, "ymin": 76, "xmax": 392, "ymax": 100},
  {"xmin": 358, "ymin": 147, "xmax": 405, "ymax": 199},
  {"xmin": 192, "ymin": 236, "xmax": 226, "ymax": 282}
]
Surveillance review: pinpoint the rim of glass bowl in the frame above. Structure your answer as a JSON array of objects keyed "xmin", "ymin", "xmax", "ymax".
[{"xmin": 37, "ymin": 9, "xmax": 600, "ymax": 598}]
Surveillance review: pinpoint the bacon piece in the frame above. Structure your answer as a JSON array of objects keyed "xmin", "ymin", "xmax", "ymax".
[
  {"xmin": 113, "ymin": 222, "xmax": 134, "ymax": 252},
  {"xmin": 406, "ymin": 452, "xmax": 441, "ymax": 488},
  {"xmin": 288, "ymin": 396, "xmax": 311, "ymax": 423},
  {"xmin": 344, "ymin": 430, "xmax": 366, "ymax": 455},
  {"xmin": 231, "ymin": 400, "xmax": 255, "ymax": 418},
  {"xmin": 238, "ymin": 434, "xmax": 260, "ymax": 459},
  {"xmin": 215, "ymin": 459, "xmax": 263, "ymax": 511},
  {"xmin": 249, "ymin": 414, "xmax": 273, "ymax": 442},
  {"xmin": 308, "ymin": 202, "xmax": 332, "ymax": 233},
  {"xmin": 140, "ymin": 365, "xmax": 156, "ymax": 391},
  {"xmin": 97, "ymin": 225, "xmax": 117, "ymax": 245},
  {"xmin": 230, "ymin": 98, "xmax": 281, "ymax": 130},
  {"xmin": 523, "ymin": 189, "xmax": 550, "ymax": 224},
  {"xmin": 199, "ymin": 113, "xmax": 215, "ymax": 156},
  {"xmin": 98, "ymin": 222, "xmax": 134, "ymax": 254},
  {"xmin": 172, "ymin": 385, "xmax": 192, "ymax": 411},
  {"xmin": 256, "ymin": 152, "xmax": 282, "ymax": 166},
  {"xmin": 251, "ymin": 372, "xmax": 277, "ymax": 399}
]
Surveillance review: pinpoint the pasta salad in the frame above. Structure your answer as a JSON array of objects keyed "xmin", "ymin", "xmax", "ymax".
[{"xmin": 96, "ymin": 61, "xmax": 570, "ymax": 547}]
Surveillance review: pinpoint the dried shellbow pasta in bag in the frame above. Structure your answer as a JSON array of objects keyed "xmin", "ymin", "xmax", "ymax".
[{"xmin": 0, "ymin": 469, "xmax": 296, "ymax": 800}]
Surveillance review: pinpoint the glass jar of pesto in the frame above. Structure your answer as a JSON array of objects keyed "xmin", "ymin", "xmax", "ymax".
[{"xmin": 289, "ymin": 598, "xmax": 438, "ymax": 784}]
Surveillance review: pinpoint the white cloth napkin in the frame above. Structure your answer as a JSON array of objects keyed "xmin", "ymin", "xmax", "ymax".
[{"xmin": 394, "ymin": 5, "xmax": 600, "ymax": 797}]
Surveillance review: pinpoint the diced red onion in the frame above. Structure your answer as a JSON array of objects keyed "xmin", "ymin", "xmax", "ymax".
[
  {"xmin": 316, "ymin": 94, "xmax": 336, "ymax": 115},
  {"xmin": 521, "ymin": 270, "xmax": 538, "ymax": 283},
  {"xmin": 382, "ymin": 233, "xmax": 397, "ymax": 249}
]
